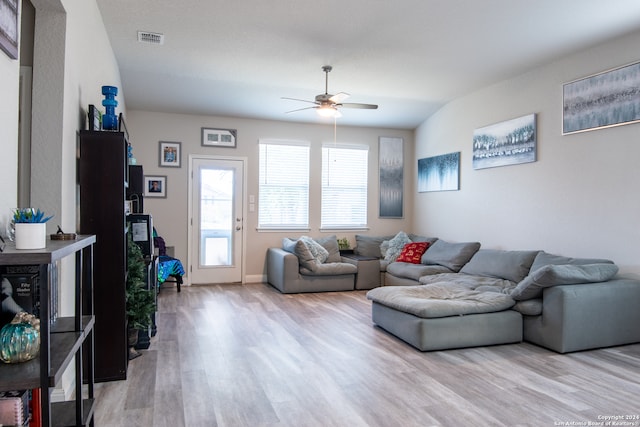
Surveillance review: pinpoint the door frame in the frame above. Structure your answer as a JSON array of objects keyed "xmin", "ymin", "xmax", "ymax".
[{"xmin": 187, "ymin": 154, "xmax": 248, "ymax": 285}]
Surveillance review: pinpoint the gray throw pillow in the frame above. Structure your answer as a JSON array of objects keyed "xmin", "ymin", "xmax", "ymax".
[
  {"xmin": 510, "ymin": 263, "xmax": 619, "ymax": 301},
  {"xmin": 300, "ymin": 236, "xmax": 329, "ymax": 263},
  {"xmin": 459, "ymin": 249, "xmax": 539, "ymax": 283},
  {"xmin": 421, "ymin": 240, "xmax": 481, "ymax": 272},
  {"xmin": 283, "ymin": 238, "xmax": 318, "ymax": 272}
]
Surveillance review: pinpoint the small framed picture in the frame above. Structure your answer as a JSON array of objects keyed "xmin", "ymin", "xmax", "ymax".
[
  {"xmin": 202, "ymin": 128, "xmax": 237, "ymax": 148},
  {"xmin": 87, "ymin": 105, "xmax": 101, "ymax": 130},
  {"xmin": 159, "ymin": 141, "xmax": 181, "ymax": 167},
  {"xmin": 144, "ymin": 175, "xmax": 167, "ymax": 198}
]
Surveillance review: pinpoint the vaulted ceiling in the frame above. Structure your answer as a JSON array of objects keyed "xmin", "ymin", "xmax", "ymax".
[{"xmin": 97, "ymin": 0, "xmax": 640, "ymax": 129}]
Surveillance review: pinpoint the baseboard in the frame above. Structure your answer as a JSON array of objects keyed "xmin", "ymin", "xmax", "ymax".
[{"xmin": 245, "ymin": 274, "xmax": 266, "ymax": 283}]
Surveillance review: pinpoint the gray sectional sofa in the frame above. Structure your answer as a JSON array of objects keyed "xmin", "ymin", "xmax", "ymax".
[
  {"xmin": 368, "ymin": 236, "xmax": 640, "ymax": 353},
  {"xmin": 266, "ymin": 233, "xmax": 640, "ymax": 353},
  {"xmin": 267, "ymin": 235, "xmax": 357, "ymax": 293}
]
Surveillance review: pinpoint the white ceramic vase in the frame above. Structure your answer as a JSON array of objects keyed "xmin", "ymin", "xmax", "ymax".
[{"xmin": 14, "ymin": 223, "xmax": 47, "ymax": 250}]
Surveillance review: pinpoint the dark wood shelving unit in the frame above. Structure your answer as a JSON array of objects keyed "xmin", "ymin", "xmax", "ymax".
[
  {"xmin": 79, "ymin": 130, "xmax": 129, "ymax": 382},
  {"xmin": 0, "ymin": 235, "xmax": 96, "ymax": 427}
]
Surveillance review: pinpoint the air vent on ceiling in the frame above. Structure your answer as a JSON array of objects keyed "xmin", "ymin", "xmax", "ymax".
[{"xmin": 137, "ymin": 31, "xmax": 164, "ymax": 45}]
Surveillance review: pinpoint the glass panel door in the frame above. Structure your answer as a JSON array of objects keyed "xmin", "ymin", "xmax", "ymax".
[{"xmin": 190, "ymin": 157, "xmax": 244, "ymax": 284}]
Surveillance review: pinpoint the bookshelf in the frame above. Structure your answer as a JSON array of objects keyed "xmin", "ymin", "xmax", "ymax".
[{"xmin": 0, "ymin": 235, "xmax": 96, "ymax": 426}]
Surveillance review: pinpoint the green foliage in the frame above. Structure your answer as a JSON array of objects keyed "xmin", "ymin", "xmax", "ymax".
[
  {"xmin": 126, "ymin": 235, "xmax": 156, "ymax": 329},
  {"xmin": 337, "ymin": 237, "xmax": 350, "ymax": 250},
  {"xmin": 12, "ymin": 208, "xmax": 53, "ymax": 223}
]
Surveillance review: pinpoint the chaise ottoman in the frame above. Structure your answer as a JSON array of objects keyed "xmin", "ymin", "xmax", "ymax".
[{"xmin": 367, "ymin": 283, "xmax": 523, "ymax": 351}]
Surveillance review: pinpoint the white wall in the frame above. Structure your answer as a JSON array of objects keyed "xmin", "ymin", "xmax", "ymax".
[
  {"xmin": 127, "ymin": 110, "xmax": 414, "ymax": 281},
  {"xmin": 30, "ymin": 0, "xmax": 124, "ymax": 235},
  {"xmin": 0, "ymin": 0, "xmax": 124, "ymax": 400},
  {"xmin": 413, "ymin": 29, "xmax": 640, "ymax": 277},
  {"xmin": 0, "ymin": 26, "xmax": 20, "ymax": 236}
]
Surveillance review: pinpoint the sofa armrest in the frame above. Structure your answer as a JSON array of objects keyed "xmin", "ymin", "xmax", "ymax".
[
  {"xmin": 523, "ymin": 278, "xmax": 640, "ymax": 353},
  {"xmin": 267, "ymin": 247, "xmax": 300, "ymax": 289}
]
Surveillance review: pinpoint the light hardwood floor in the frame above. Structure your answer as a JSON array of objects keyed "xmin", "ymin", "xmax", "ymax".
[{"xmin": 93, "ymin": 283, "xmax": 640, "ymax": 427}]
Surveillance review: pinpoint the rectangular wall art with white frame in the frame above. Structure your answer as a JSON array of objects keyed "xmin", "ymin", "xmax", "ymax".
[
  {"xmin": 563, "ymin": 61, "xmax": 640, "ymax": 134},
  {"xmin": 378, "ymin": 137, "xmax": 403, "ymax": 218},
  {"xmin": 472, "ymin": 114, "xmax": 536, "ymax": 170}
]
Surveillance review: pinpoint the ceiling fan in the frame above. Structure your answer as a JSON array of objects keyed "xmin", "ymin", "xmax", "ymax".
[{"xmin": 283, "ymin": 65, "xmax": 378, "ymax": 118}]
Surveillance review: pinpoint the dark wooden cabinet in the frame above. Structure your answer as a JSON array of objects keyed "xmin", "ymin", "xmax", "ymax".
[
  {"xmin": 0, "ymin": 235, "xmax": 97, "ymax": 427},
  {"xmin": 79, "ymin": 130, "xmax": 128, "ymax": 382}
]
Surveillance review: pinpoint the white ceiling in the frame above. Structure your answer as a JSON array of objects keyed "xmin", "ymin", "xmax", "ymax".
[{"xmin": 96, "ymin": 0, "xmax": 640, "ymax": 129}]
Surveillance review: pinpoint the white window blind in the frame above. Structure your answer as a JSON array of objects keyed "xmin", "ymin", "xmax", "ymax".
[
  {"xmin": 321, "ymin": 144, "xmax": 368, "ymax": 229},
  {"xmin": 259, "ymin": 140, "xmax": 310, "ymax": 229}
]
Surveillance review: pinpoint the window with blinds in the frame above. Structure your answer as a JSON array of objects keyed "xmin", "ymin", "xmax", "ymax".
[
  {"xmin": 258, "ymin": 140, "xmax": 310, "ymax": 229},
  {"xmin": 321, "ymin": 144, "xmax": 369, "ymax": 229}
]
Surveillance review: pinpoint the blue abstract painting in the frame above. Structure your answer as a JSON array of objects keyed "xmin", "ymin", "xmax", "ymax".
[{"xmin": 418, "ymin": 152, "xmax": 460, "ymax": 192}]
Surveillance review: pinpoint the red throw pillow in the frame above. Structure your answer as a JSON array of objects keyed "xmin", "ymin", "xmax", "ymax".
[{"xmin": 395, "ymin": 242, "xmax": 430, "ymax": 264}]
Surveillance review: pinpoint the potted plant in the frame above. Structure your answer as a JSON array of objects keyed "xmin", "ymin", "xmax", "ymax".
[
  {"xmin": 125, "ymin": 235, "xmax": 155, "ymax": 359},
  {"xmin": 12, "ymin": 208, "xmax": 53, "ymax": 250},
  {"xmin": 337, "ymin": 237, "xmax": 352, "ymax": 254}
]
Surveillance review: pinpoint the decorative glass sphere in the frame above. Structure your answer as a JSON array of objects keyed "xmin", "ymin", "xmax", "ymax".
[{"xmin": 0, "ymin": 312, "xmax": 40, "ymax": 364}]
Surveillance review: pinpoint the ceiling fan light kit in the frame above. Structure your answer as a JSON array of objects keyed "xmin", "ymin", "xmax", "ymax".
[
  {"xmin": 317, "ymin": 105, "xmax": 341, "ymax": 118},
  {"xmin": 283, "ymin": 65, "xmax": 378, "ymax": 119}
]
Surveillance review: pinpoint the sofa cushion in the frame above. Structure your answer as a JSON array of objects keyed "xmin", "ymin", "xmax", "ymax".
[
  {"xmin": 383, "ymin": 231, "xmax": 413, "ymax": 262},
  {"xmin": 421, "ymin": 240, "xmax": 481, "ymax": 272},
  {"xmin": 530, "ymin": 251, "xmax": 614, "ymax": 272},
  {"xmin": 366, "ymin": 283, "xmax": 516, "ymax": 318},
  {"xmin": 314, "ymin": 235, "xmax": 342, "ymax": 263},
  {"xmin": 408, "ymin": 234, "xmax": 439, "ymax": 245},
  {"xmin": 419, "ymin": 272, "xmax": 516, "ymax": 292},
  {"xmin": 354, "ymin": 234, "xmax": 394, "ymax": 258},
  {"xmin": 510, "ymin": 263, "xmax": 619, "ymax": 300},
  {"xmin": 387, "ymin": 262, "xmax": 453, "ymax": 281},
  {"xmin": 459, "ymin": 249, "xmax": 539, "ymax": 283},
  {"xmin": 300, "ymin": 262, "xmax": 358, "ymax": 276},
  {"xmin": 512, "ymin": 299, "xmax": 543, "ymax": 316},
  {"xmin": 396, "ymin": 242, "xmax": 430, "ymax": 264},
  {"xmin": 282, "ymin": 238, "xmax": 319, "ymax": 271}
]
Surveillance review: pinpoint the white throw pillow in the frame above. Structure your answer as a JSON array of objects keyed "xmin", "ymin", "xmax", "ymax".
[{"xmin": 382, "ymin": 231, "xmax": 412, "ymax": 262}]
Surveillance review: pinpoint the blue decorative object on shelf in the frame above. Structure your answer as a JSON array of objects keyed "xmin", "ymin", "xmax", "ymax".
[
  {"xmin": 101, "ymin": 85, "xmax": 119, "ymax": 130},
  {"xmin": 0, "ymin": 312, "xmax": 40, "ymax": 364}
]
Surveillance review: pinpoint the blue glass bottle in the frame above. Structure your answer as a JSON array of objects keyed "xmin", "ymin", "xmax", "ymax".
[{"xmin": 101, "ymin": 85, "xmax": 119, "ymax": 130}]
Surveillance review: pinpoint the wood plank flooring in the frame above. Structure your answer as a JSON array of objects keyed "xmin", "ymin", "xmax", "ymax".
[{"xmin": 93, "ymin": 283, "xmax": 640, "ymax": 427}]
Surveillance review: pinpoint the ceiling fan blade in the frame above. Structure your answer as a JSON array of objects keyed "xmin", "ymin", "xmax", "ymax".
[
  {"xmin": 285, "ymin": 106, "xmax": 318, "ymax": 114},
  {"xmin": 281, "ymin": 97, "xmax": 318, "ymax": 105},
  {"xmin": 339, "ymin": 102, "xmax": 378, "ymax": 110},
  {"xmin": 329, "ymin": 92, "xmax": 350, "ymax": 103}
]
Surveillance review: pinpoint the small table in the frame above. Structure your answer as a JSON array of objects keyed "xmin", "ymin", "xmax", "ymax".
[{"xmin": 341, "ymin": 253, "xmax": 380, "ymax": 290}]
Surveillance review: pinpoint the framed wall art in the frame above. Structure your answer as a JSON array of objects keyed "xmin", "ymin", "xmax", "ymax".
[
  {"xmin": 418, "ymin": 152, "xmax": 460, "ymax": 193},
  {"xmin": 379, "ymin": 136, "xmax": 404, "ymax": 218},
  {"xmin": 202, "ymin": 127, "xmax": 237, "ymax": 148},
  {"xmin": 473, "ymin": 114, "xmax": 536, "ymax": 170},
  {"xmin": 563, "ymin": 61, "xmax": 640, "ymax": 134},
  {"xmin": 144, "ymin": 175, "xmax": 167, "ymax": 198},
  {"xmin": 0, "ymin": 0, "xmax": 19, "ymax": 59},
  {"xmin": 158, "ymin": 141, "xmax": 181, "ymax": 167}
]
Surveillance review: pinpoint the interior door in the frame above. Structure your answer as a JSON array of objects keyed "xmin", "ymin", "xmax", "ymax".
[{"xmin": 189, "ymin": 156, "xmax": 245, "ymax": 284}]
